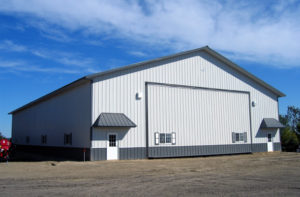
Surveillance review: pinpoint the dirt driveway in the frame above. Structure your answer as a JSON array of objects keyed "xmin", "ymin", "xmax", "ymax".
[{"xmin": 0, "ymin": 152, "xmax": 300, "ymax": 196}]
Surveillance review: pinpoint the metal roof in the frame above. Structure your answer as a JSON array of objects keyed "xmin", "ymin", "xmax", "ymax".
[
  {"xmin": 93, "ymin": 113, "xmax": 136, "ymax": 127},
  {"xmin": 260, "ymin": 118, "xmax": 285, "ymax": 129},
  {"xmin": 9, "ymin": 77, "xmax": 91, "ymax": 114},
  {"xmin": 9, "ymin": 46, "xmax": 285, "ymax": 114}
]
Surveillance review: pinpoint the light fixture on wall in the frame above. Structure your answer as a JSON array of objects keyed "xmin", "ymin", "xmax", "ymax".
[
  {"xmin": 136, "ymin": 92, "xmax": 143, "ymax": 100},
  {"xmin": 252, "ymin": 101, "xmax": 256, "ymax": 107}
]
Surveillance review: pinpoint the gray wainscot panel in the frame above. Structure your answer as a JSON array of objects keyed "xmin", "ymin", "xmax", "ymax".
[
  {"xmin": 273, "ymin": 142, "xmax": 281, "ymax": 151},
  {"xmin": 119, "ymin": 147, "xmax": 147, "ymax": 160},
  {"xmin": 252, "ymin": 143, "xmax": 268, "ymax": 152},
  {"xmin": 91, "ymin": 148, "xmax": 107, "ymax": 161},
  {"xmin": 148, "ymin": 144, "xmax": 252, "ymax": 158}
]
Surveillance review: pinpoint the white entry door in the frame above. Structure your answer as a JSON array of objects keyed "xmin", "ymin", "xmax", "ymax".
[
  {"xmin": 107, "ymin": 134, "xmax": 118, "ymax": 160},
  {"xmin": 267, "ymin": 133, "xmax": 273, "ymax": 152}
]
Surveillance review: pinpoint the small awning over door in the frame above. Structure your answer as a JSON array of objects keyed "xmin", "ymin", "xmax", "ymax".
[
  {"xmin": 260, "ymin": 118, "xmax": 285, "ymax": 129},
  {"xmin": 93, "ymin": 113, "xmax": 136, "ymax": 127}
]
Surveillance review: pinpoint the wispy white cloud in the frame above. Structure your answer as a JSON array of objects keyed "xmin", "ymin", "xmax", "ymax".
[
  {"xmin": 30, "ymin": 48, "xmax": 95, "ymax": 67},
  {"xmin": 0, "ymin": 0, "xmax": 300, "ymax": 67},
  {"xmin": 57, "ymin": 57, "xmax": 94, "ymax": 67},
  {"xmin": 28, "ymin": 21, "xmax": 73, "ymax": 42},
  {"xmin": 128, "ymin": 50, "xmax": 147, "ymax": 57},
  {"xmin": 0, "ymin": 59, "xmax": 25, "ymax": 68},
  {"xmin": 0, "ymin": 58, "xmax": 96, "ymax": 74},
  {"xmin": 0, "ymin": 40, "xmax": 98, "ymax": 70},
  {"xmin": 0, "ymin": 40, "xmax": 27, "ymax": 52},
  {"xmin": 84, "ymin": 40, "xmax": 103, "ymax": 46},
  {"xmin": 0, "ymin": 40, "xmax": 101, "ymax": 74}
]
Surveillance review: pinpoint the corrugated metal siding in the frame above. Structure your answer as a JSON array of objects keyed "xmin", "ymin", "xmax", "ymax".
[
  {"xmin": 12, "ymin": 82, "xmax": 91, "ymax": 148},
  {"xmin": 91, "ymin": 148, "xmax": 106, "ymax": 161},
  {"xmin": 148, "ymin": 144, "xmax": 251, "ymax": 158},
  {"xmin": 16, "ymin": 145, "xmax": 90, "ymax": 161},
  {"xmin": 92, "ymin": 127, "xmax": 130, "ymax": 148},
  {"xmin": 148, "ymin": 84, "xmax": 250, "ymax": 147},
  {"xmin": 273, "ymin": 142, "xmax": 281, "ymax": 151},
  {"xmin": 92, "ymin": 128, "xmax": 146, "ymax": 160},
  {"xmin": 252, "ymin": 142, "xmax": 281, "ymax": 152},
  {"xmin": 119, "ymin": 148, "xmax": 146, "ymax": 160},
  {"xmin": 252, "ymin": 143, "xmax": 268, "ymax": 152},
  {"xmin": 92, "ymin": 51, "xmax": 280, "ymax": 149}
]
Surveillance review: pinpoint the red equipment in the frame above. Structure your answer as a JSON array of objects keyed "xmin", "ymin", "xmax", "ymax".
[{"xmin": 0, "ymin": 139, "xmax": 12, "ymax": 160}]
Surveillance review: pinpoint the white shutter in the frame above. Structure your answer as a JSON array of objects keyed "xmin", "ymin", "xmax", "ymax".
[
  {"xmin": 171, "ymin": 132, "xmax": 176, "ymax": 145},
  {"xmin": 154, "ymin": 132, "xmax": 159, "ymax": 145}
]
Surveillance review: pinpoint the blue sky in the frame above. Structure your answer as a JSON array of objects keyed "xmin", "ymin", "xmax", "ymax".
[{"xmin": 0, "ymin": 0, "xmax": 300, "ymax": 137}]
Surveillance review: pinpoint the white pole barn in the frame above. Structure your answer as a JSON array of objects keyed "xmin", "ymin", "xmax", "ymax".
[{"xmin": 10, "ymin": 46, "xmax": 285, "ymax": 161}]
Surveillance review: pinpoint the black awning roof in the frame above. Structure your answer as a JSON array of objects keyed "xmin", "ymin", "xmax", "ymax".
[
  {"xmin": 93, "ymin": 113, "xmax": 136, "ymax": 127},
  {"xmin": 260, "ymin": 118, "xmax": 285, "ymax": 129}
]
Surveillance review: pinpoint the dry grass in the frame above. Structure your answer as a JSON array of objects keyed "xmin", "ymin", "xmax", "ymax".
[{"xmin": 1, "ymin": 152, "xmax": 300, "ymax": 196}]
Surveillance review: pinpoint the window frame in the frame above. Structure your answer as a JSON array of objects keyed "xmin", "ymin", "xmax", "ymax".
[
  {"xmin": 233, "ymin": 132, "xmax": 247, "ymax": 143},
  {"xmin": 159, "ymin": 133, "xmax": 166, "ymax": 143},
  {"xmin": 239, "ymin": 133, "xmax": 244, "ymax": 141},
  {"xmin": 157, "ymin": 133, "xmax": 175, "ymax": 145},
  {"xmin": 64, "ymin": 133, "xmax": 72, "ymax": 145},
  {"xmin": 267, "ymin": 133, "xmax": 272, "ymax": 142},
  {"xmin": 41, "ymin": 135, "xmax": 47, "ymax": 144},
  {"xmin": 26, "ymin": 136, "xmax": 30, "ymax": 144},
  {"xmin": 166, "ymin": 133, "xmax": 172, "ymax": 143},
  {"xmin": 109, "ymin": 134, "xmax": 117, "ymax": 147},
  {"xmin": 235, "ymin": 133, "xmax": 240, "ymax": 142}
]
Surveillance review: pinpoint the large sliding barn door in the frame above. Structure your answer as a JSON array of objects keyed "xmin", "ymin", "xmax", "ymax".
[{"xmin": 147, "ymin": 83, "xmax": 251, "ymax": 158}]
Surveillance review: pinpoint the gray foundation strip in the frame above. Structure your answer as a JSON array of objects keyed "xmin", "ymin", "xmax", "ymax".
[
  {"xmin": 148, "ymin": 144, "xmax": 252, "ymax": 158},
  {"xmin": 252, "ymin": 143, "xmax": 268, "ymax": 152},
  {"xmin": 251, "ymin": 142, "xmax": 281, "ymax": 152},
  {"xmin": 273, "ymin": 142, "xmax": 281, "ymax": 151},
  {"xmin": 14, "ymin": 145, "xmax": 90, "ymax": 161},
  {"xmin": 91, "ymin": 142, "xmax": 281, "ymax": 160},
  {"xmin": 119, "ymin": 147, "xmax": 147, "ymax": 160},
  {"xmin": 90, "ymin": 148, "xmax": 106, "ymax": 161}
]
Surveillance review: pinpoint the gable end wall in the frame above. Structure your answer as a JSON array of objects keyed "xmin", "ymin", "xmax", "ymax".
[{"xmin": 91, "ymin": 51, "xmax": 279, "ymax": 149}]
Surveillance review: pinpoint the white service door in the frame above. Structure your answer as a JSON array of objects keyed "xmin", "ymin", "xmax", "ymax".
[
  {"xmin": 267, "ymin": 133, "xmax": 273, "ymax": 152},
  {"xmin": 107, "ymin": 134, "xmax": 118, "ymax": 160}
]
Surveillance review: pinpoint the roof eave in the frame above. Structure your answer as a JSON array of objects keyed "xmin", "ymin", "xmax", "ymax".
[
  {"xmin": 202, "ymin": 47, "xmax": 286, "ymax": 97},
  {"xmin": 9, "ymin": 77, "xmax": 91, "ymax": 114}
]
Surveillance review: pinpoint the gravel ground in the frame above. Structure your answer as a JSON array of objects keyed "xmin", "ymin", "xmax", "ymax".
[{"xmin": 0, "ymin": 152, "xmax": 300, "ymax": 197}]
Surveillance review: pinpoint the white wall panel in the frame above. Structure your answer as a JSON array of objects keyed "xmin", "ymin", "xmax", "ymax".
[
  {"xmin": 12, "ymin": 82, "xmax": 91, "ymax": 148},
  {"xmin": 92, "ymin": 128, "xmax": 128, "ymax": 148},
  {"xmin": 92, "ymin": 51, "xmax": 280, "ymax": 148}
]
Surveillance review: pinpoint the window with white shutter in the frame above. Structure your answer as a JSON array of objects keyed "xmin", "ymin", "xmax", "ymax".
[
  {"xmin": 155, "ymin": 132, "xmax": 176, "ymax": 145},
  {"xmin": 233, "ymin": 132, "xmax": 247, "ymax": 143}
]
